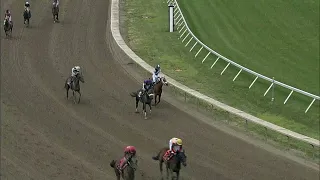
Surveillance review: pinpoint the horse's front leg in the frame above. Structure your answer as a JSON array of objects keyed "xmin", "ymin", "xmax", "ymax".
[
  {"xmin": 148, "ymin": 103, "xmax": 152, "ymax": 114},
  {"xmin": 135, "ymin": 98, "xmax": 139, "ymax": 113},
  {"xmin": 143, "ymin": 103, "xmax": 147, "ymax": 119},
  {"xmin": 154, "ymin": 94, "xmax": 157, "ymax": 106},
  {"xmin": 176, "ymin": 171, "xmax": 180, "ymax": 180},
  {"xmin": 72, "ymin": 91, "xmax": 76, "ymax": 104},
  {"xmin": 77, "ymin": 91, "xmax": 81, "ymax": 104}
]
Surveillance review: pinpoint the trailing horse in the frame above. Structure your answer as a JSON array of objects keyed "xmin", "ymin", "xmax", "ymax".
[
  {"xmin": 64, "ymin": 73, "xmax": 84, "ymax": 104},
  {"xmin": 130, "ymin": 89, "xmax": 153, "ymax": 119},
  {"xmin": 52, "ymin": 5, "xmax": 59, "ymax": 23},
  {"xmin": 3, "ymin": 18, "xmax": 13, "ymax": 37},
  {"xmin": 23, "ymin": 8, "xmax": 31, "ymax": 27},
  {"xmin": 110, "ymin": 155, "xmax": 138, "ymax": 180},
  {"xmin": 153, "ymin": 76, "xmax": 168, "ymax": 106},
  {"xmin": 152, "ymin": 147, "xmax": 187, "ymax": 180}
]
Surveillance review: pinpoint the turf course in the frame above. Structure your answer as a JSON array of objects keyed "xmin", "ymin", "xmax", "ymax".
[{"xmin": 123, "ymin": 0, "xmax": 319, "ymax": 140}]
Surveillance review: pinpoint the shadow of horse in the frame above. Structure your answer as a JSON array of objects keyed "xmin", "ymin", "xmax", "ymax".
[
  {"xmin": 3, "ymin": 19, "xmax": 13, "ymax": 38},
  {"xmin": 153, "ymin": 76, "xmax": 168, "ymax": 106},
  {"xmin": 64, "ymin": 73, "xmax": 84, "ymax": 104},
  {"xmin": 23, "ymin": 8, "xmax": 31, "ymax": 27},
  {"xmin": 130, "ymin": 89, "xmax": 153, "ymax": 119},
  {"xmin": 110, "ymin": 155, "xmax": 138, "ymax": 180},
  {"xmin": 152, "ymin": 147, "xmax": 187, "ymax": 180},
  {"xmin": 52, "ymin": 5, "xmax": 59, "ymax": 23}
]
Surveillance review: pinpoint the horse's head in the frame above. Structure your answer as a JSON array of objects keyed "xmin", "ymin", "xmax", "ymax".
[
  {"xmin": 127, "ymin": 155, "xmax": 138, "ymax": 171},
  {"xmin": 76, "ymin": 73, "xmax": 85, "ymax": 83},
  {"xmin": 177, "ymin": 150, "xmax": 187, "ymax": 167},
  {"xmin": 4, "ymin": 18, "xmax": 9, "ymax": 26},
  {"xmin": 161, "ymin": 76, "xmax": 168, "ymax": 86}
]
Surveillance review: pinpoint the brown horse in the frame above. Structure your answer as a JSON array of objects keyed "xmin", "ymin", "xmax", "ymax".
[
  {"xmin": 152, "ymin": 147, "xmax": 187, "ymax": 180},
  {"xmin": 153, "ymin": 76, "xmax": 168, "ymax": 106},
  {"xmin": 110, "ymin": 155, "xmax": 138, "ymax": 180}
]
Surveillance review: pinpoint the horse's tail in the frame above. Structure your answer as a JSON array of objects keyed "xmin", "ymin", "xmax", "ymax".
[
  {"xmin": 130, "ymin": 92, "xmax": 137, "ymax": 97},
  {"xmin": 110, "ymin": 160, "xmax": 116, "ymax": 168},
  {"xmin": 152, "ymin": 150, "xmax": 162, "ymax": 161},
  {"xmin": 64, "ymin": 79, "xmax": 69, "ymax": 89}
]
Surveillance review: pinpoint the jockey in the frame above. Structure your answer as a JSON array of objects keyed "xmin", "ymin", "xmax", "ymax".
[
  {"xmin": 152, "ymin": 64, "xmax": 161, "ymax": 84},
  {"xmin": 119, "ymin": 146, "xmax": 137, "ymax": 171},
  {"xmin": 24, "ymin": 1, "xmax": 30, "ymax": 9},
  {"xmin": 138, "ymin": 78, "xmax": 153, "ymax": 97},
  {"xmin": 4, "ymin": 10, "xmax": 12, "ymax": 24},
  {"xmin": 68, "ymin": 66, "xmax": 80, "ymax": 85},
  {"xmin": 169, "ymin": 137, "xmax": 182, "ymax": 154},
  {"xmin": 71, "ymin": 66, "xmax": 81, "ymax": 77},
  {"xmin": 53, "ymin": 0, "xmax": 59, "ymax": 7}
]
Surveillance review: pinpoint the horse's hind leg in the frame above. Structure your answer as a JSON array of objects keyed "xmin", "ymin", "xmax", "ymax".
[
  {"xmin": 159, "ymin": 161, "xmax": 164, "ymax": 180},
  {"xmin": 158, "ymin": 93, "xmax": 162, "ymax": 105}
]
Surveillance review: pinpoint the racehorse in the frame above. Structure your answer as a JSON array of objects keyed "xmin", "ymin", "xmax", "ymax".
[
  {"xmin": 153, "ymin": 76, "xmax": 168, "ymax": 106},
  {"xmin": 3, "ymin": 18, "xmax": 13, "ymax": 37},
  {"xmin": 64, "ymin": 73, "xmax": 84, "ymax": 104},
  {"xmin": 130, "ymin": 88, "xmax": 153, "ymax": 119},
  {"xmin": 152, "ymin": 147, "xmax": 187, "ymax": 180},
  {"xmin": 23, "ymin": 8, "xmax": 31, "ymax": 27},
  {"xmin": 110, "ymin": 155, "xmax": 138, "ymax": 180},
  {"xmin": 52, "ymin": 5, "xmax": 59, "ymax": 23}
]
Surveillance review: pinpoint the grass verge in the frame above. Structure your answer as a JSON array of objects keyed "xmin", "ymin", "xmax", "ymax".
[{"xmin": 120, "ymin": 0, "xmax": 319, "ymax": 160}]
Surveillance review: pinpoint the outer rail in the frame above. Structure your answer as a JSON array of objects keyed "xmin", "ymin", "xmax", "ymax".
[{"xmin": 168, "ymin": 0, "xmax": 319, "ymax": 113}]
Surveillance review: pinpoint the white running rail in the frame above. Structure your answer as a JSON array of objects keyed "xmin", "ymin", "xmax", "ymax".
[
  {"xmin": 167, "ymin": 0, "xmax": 320, "ymax": 114},
  {"xmin": 110, "ymin": 0, "xmax": 319, "ymax": 149}
]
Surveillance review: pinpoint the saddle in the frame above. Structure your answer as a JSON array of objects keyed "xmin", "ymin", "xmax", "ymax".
[
  {"xmin": 117, "ymin": 157, "xmax": 129, "ymax": 173},
  {"xmin": 163, "ymin": 150, "xmax": 175, "ymax": 161}
]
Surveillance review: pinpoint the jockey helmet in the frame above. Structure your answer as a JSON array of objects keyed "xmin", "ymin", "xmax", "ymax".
[
  {"xmin": 5, "ymin": 10, "xmax": 10, "ymax": 15},
  {"xmin": 155, "ymin": 64, "xmax": 160, "ymax": 70},
  {"xmin": 25, "ymin": 2, "xmax": 30, "ymax": 5},
  {"xmin": 176, "ymin": 138, "xmax": 182, "ymax": 146},
  {"xmin": 124, "ymin": 146, "xmax": 136, "ymax": 155}
]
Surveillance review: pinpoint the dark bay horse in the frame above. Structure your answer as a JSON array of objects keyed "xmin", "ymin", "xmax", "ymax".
[
  {"xmin": 130, "ymin": 89, "xmax": 153, "ymax": 119},
  {"xmin": 64, "ymin": 73, "xmax": 84, "ymax": 104},
  {"xmin": 52, "ymin": 5, "xmax": 59, "ymax": 23},
  {"xmin": 152, "ymin": 147, "xmax": 187, "ymax": 180},
  {"xmin": 153, "ymin": 76, "xmax": 168, "ymax": 106},
  {"xmin": 110, "ymin": 155, "xmax": 138, "ymax": 180},
  {"xmin": 23, "ymin": 8, "xmax": 31, "ymax": 27},
  {"xmin": 3, "ymin": 18, "xmax": 13, "ymax": 37}
]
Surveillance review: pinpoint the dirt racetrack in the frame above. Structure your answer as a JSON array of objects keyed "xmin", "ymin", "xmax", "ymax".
[{"xmin": 1, "ymin": 0, "xmax": 319, "ymax": 179}]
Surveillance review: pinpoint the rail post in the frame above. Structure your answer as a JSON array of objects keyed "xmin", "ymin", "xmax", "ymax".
[{"xmin": 168, "ymin": 3, "xmax": 174, "ymax": 32}]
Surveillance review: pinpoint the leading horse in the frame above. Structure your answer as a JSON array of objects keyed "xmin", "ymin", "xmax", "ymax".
[
  {"xmin": 130, "ymin": 88, "xmax": 153, "ymax": 119},
  {"xmin": 153, "ymin": 76, "xmax": 168, "ymax": 106},
  {"xmin": 3, "ymin": 18, "xmax": 13, "ymax": 37},
  {"xmin": 110, "ymin": 155, "xmax": 138, "ymax": 180},
  {"xmin": 52, "ymin": 5, "xmax": 59, "ymax": 23},
  {"xmin": 23, "ymin": 8, "xmax": 31, "ymax": 27},
  {"xmin": 64, "ymin": 73, "xmax": 84, "ymax": 104},
  {"xmin": 152, "ymin": 147, "xmax": 187, "ymax": 180}
]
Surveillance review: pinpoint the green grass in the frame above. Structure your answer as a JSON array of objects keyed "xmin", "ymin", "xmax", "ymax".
[{"xmin": 123, "ymin": 0, "xmax": 320, "ymax": 140}]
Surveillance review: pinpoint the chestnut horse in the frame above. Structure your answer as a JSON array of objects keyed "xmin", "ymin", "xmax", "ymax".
[{"xmin": 153, "ymin": 76, "xmax": 168, "ymax": 106}]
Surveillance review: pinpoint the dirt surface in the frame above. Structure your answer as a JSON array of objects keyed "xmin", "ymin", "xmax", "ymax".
[{"xmin": 1, "ymin": 0, "xmax": 319, "ymax": 179}]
